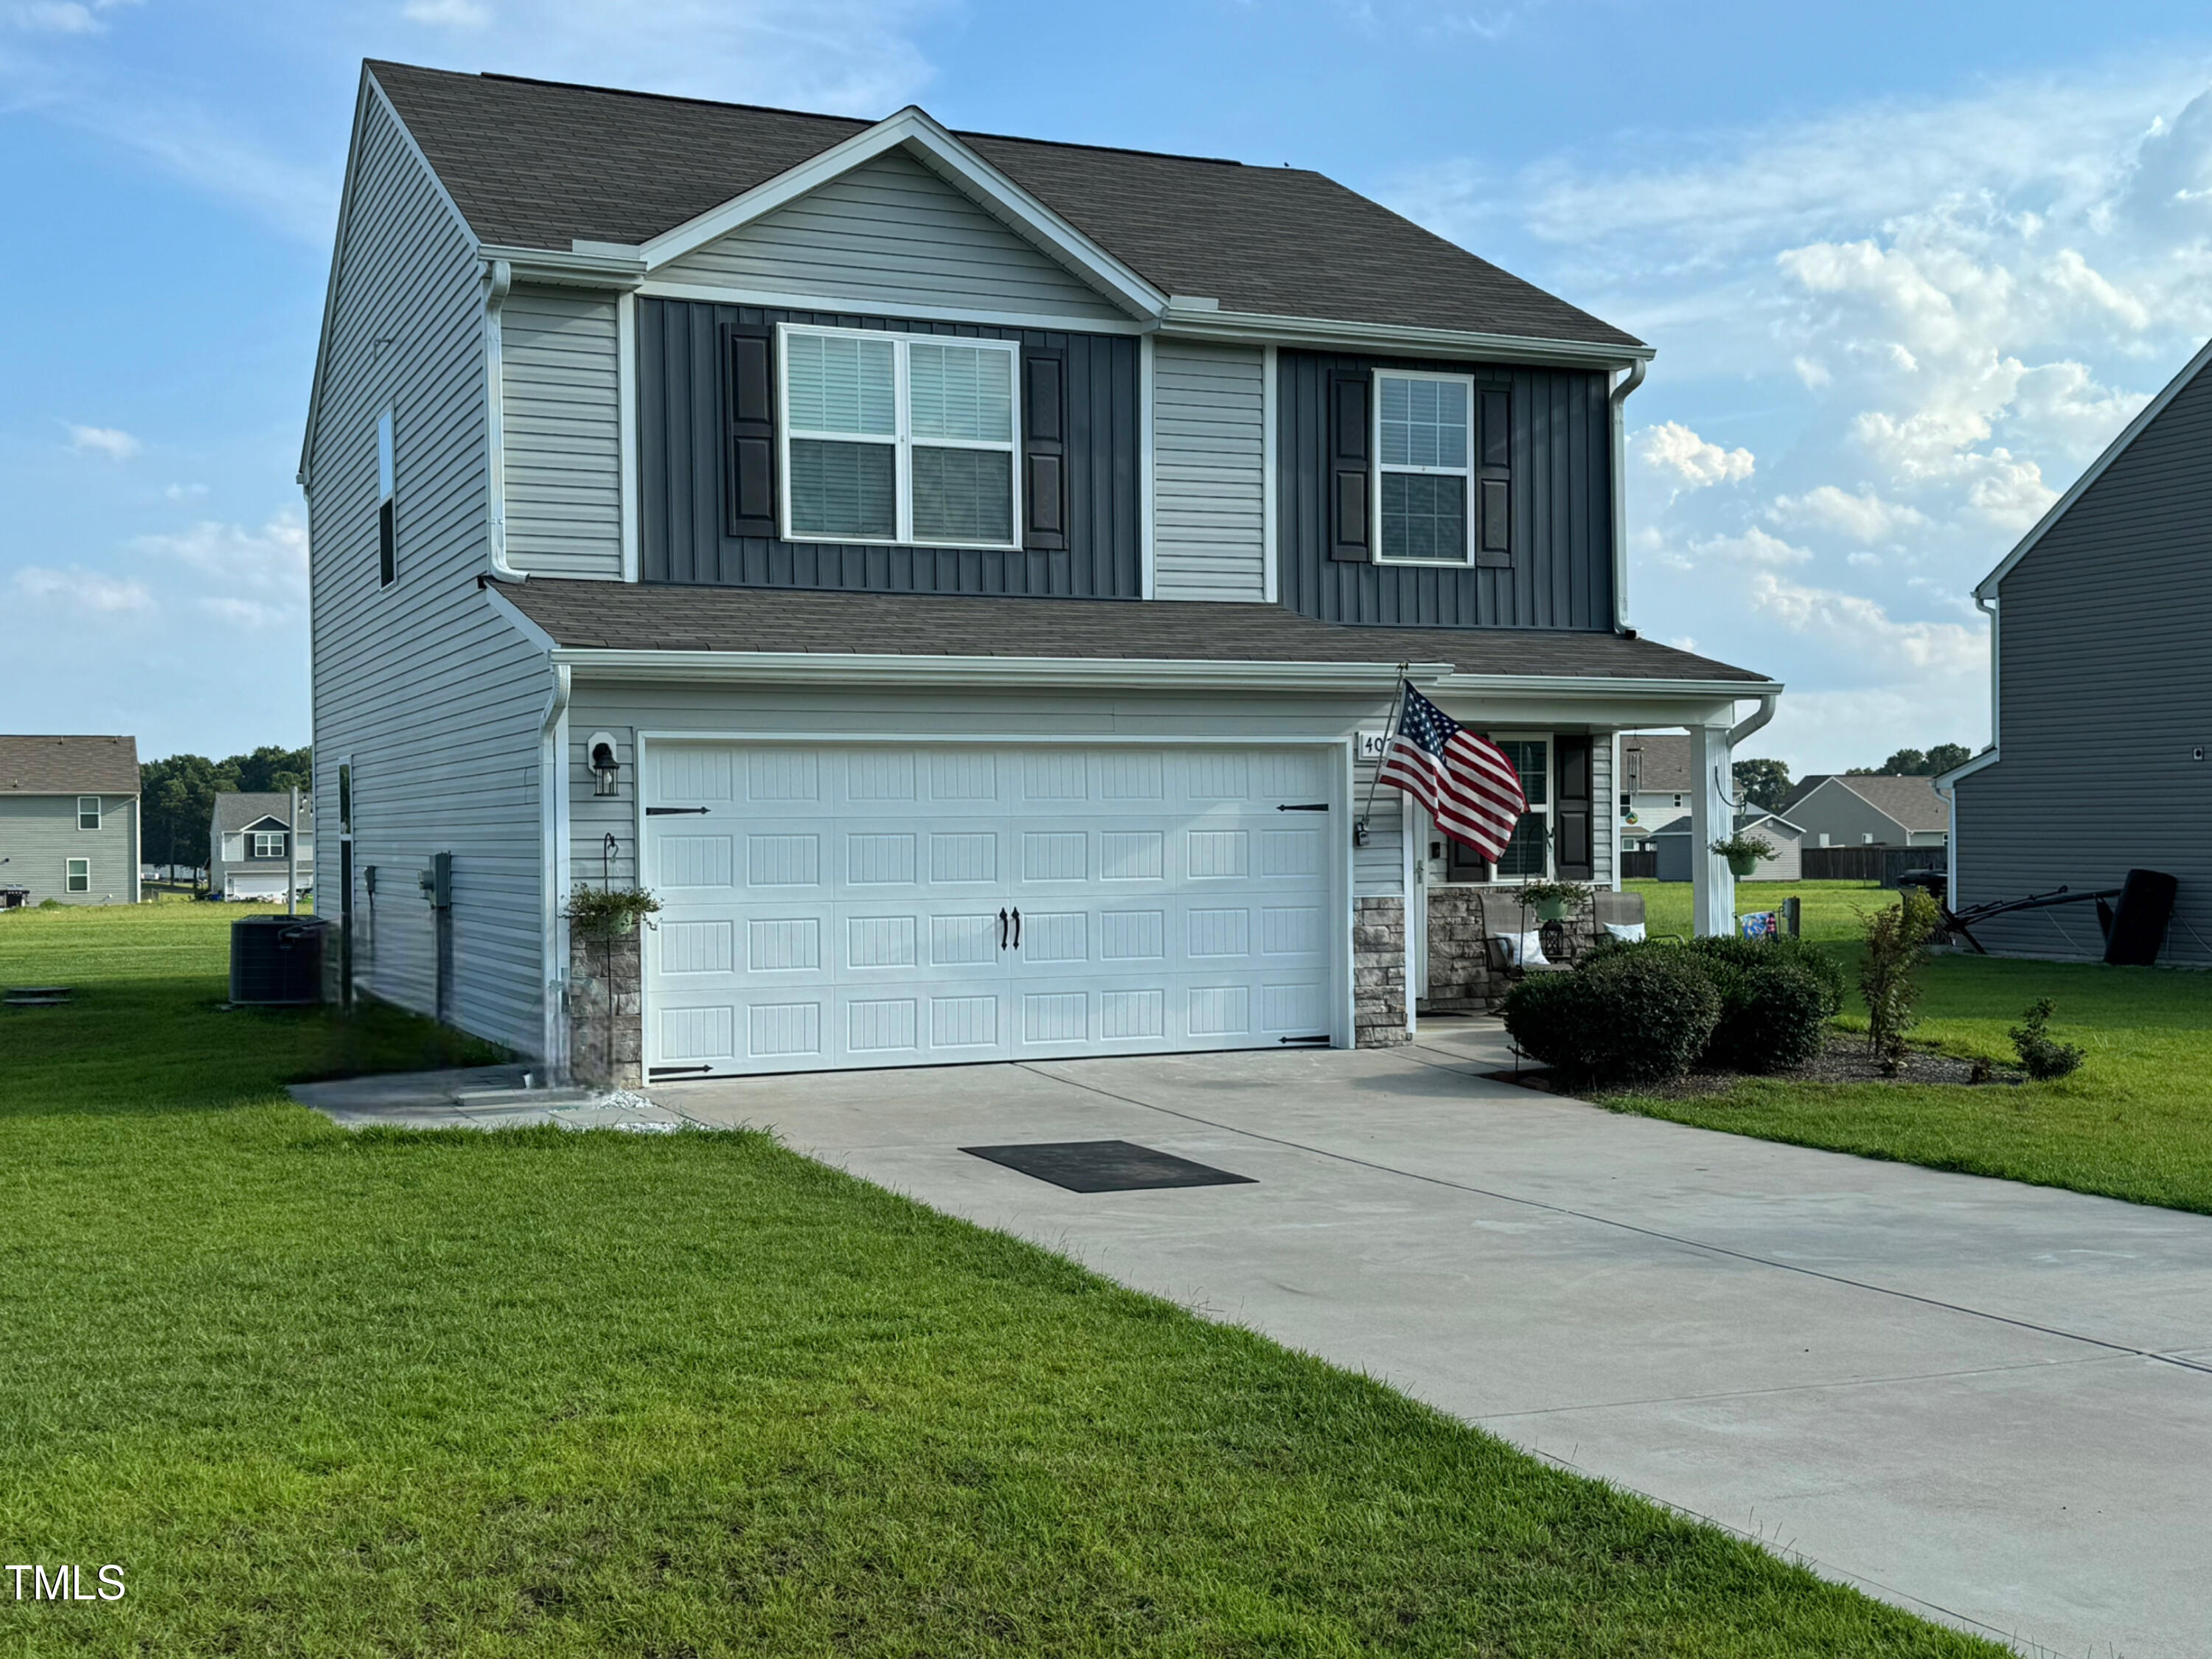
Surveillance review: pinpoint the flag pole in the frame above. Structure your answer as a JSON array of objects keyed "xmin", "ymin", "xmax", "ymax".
[{"xmin": 1356, "ymin": 664, "xmax": 1412, "ymax": 844}]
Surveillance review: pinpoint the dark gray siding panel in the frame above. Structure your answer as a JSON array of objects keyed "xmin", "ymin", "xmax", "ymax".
[
  {"xmin": 640, "ymin": 299, "xmax": 1141, "ymax": 597},
  {"xmin": 1952, "ymin": 352, "xmax": 2212, "ymax": 964},
  {"xmin": 1278, "ymin": 349, "xmax": 1615, "ymax": 630}
]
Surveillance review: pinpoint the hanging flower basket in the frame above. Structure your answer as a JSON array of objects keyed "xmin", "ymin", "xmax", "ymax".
[
  {"xmin": 567, "ymin": 883, "xmax": 660, "ymax": 940},
  {"xmin": 1711, "ymin": 834, "xmax": 1775, "ymax": 880}
]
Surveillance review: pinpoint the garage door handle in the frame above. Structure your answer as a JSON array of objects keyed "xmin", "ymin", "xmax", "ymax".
[
  {"xmin": 1011, "ymin": 907, "xmax": 1021, "ymax": 949},
  {"xmin": 1277, "ymin": 803, "xmax": 1329, "ymax": 812},
  {"xmin": 646, "ymin": 807, "xmax": 711, "ymax": 816},
  {"xmin": 998, "ymin": 908, "xmax": 1009, "ymax": 950}
]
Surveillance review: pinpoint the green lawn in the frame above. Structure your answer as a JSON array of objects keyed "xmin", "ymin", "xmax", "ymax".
[
  {"xmin": 1613, "ymin": 880, "xmax": 2212, "ymax": 1214},
  {"xmin": 0, "ymin": 903, "xmax": 1993, "ymax": 1656}
]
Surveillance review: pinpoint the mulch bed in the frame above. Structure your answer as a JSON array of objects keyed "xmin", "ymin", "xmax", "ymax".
[{"xmin": 1489, "ymin": 1032, "xmax": 2024, "ymax": 1098}]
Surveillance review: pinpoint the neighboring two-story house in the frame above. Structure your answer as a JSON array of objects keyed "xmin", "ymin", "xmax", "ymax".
[
  {"xmin": 1945, "ymin": 336, "xmax": 2212, "ymax": 964},
  {"xmin": 0, "ymin": 734, "xmax": 142, "ymax": 906},
  {"xmin": 1780, "ymin": 774, "xmax": 1949, "ymax": 849},
  {"xmin": 302, "ymin": 61, "xmax": 1779, "ymax": 1082},
  {"xmin": 209, "ymin": 793, "xmax": 315, "ymax": 902},
  {"xmin": 1618, "ymin": 732, "xmax": 1697, "ymax": 849}
]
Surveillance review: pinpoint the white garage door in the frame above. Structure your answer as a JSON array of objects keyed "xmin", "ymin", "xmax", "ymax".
[{"xmin": 642, "ymin": 742, "xmax": 1340, "ymax": 1078}]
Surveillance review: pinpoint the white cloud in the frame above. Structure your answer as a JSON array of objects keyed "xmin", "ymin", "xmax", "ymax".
[
  {"xmin": 1747, "ymin": 571, "xmax": 1985, "ymax": 678},
  {"xmin": 1689, "ymin": 526, "xmax": 1812, "ymax": 567},
  {"xmin": 164, "ymin": 482, "xmax": 208, "ymax": 501},
  {"xmin": 403, "ymin": 0, "xmax": 490, "ymax": 24},
  {"xmin": 67, "ymin": 422, "xmax": 139, "ymax": 460},
  {"xmin": 1769, "ymin": 484, "xmax": 1927, "ymax": 541},
  {"xmin": 13, "ymin": 565, "xmax": 153, "ymax": 613},
  {"xmin": 1637, "ymin": 420, "xmax": 1754, "ymax": 487},
  {"xmin": 134, "ymin": 515, "xmax": 308, "ymax": 613},
  {"xmin": 198, "ymin": 596, "xmax": 291, "ymax": 629}
]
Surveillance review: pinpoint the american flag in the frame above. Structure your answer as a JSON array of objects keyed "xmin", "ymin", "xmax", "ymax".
[{"xmin": 1374, "ymin": 682, "xmax": 1527, "ymax": 860}]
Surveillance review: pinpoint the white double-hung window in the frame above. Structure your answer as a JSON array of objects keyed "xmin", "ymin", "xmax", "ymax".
[
  {"xmin": 779, "ymin": 325, "xmax": 1019, "ymax": 549},
  {"xmin": 1374, "ymin": 370, "xmax": 1474, "ymax": 564}
]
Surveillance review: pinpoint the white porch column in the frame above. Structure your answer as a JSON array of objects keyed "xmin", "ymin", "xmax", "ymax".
[{"xmin": 1690, "ymin": 721, "xmax": 1736, "ymax": 937}]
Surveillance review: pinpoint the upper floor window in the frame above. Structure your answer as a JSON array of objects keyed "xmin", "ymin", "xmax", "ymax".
[
  {"xmin": 1374, "ymin": 372, "xmax": 1472, "ymax": 564},
  {"xmin": 375, "ymin": 408, "xmax": 397, "ymax": 586},
  {"xmin": 251, "ymin": 831, "xmax": 288, "ymax": 860},
  {"xmin": 77, "ymin": 796, "xmax": 100, "ymax": 830},
  {"xmin": 778, "ymin": 325, "xmax": 1019, "ymax": 549}
]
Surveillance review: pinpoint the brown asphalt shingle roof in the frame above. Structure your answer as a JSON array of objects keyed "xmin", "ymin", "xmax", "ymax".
[
  {"xmin": 501, "ymin": 581, "xmax": 1771, "ymax": 684},
  {"xmin": 212, "ymin": 793, "xmax": 316, "ymax": 835},
  {"xmin": 0, "ymin": 734, "xmax": 139, "ymax": 796},
  {"xmin": 366, "ymin": 60, "xmax": 1643, "ymax": 350}
]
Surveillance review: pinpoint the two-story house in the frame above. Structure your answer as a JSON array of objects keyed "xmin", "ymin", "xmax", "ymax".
[
  {"xmin": 302, "ymin": 61, "xmax": 1780, "ymax": 1082},
  {"xmin": 0, "ymin": 734, "xmax": 142, "ymax": 906},
  {"xmin": 1618, "ymin": 732, "xmax": 1697, "ymax": 849},
  {"xmin": 209, "ymin": 793, "xmax": 315, "ymax": 902},
  {"xmin": 1944, "ymin": 335, "xmax": 2212, "ymax": 964}
]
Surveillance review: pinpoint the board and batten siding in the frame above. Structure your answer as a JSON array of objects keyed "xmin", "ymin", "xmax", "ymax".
[
  {"xmin": 501, "ymin": 286, "xmax": 625, "ymax": 579},
  {"xmin": 1277, "ymin": 349, "xmax": 1615, "ymax": 631},
  {"xmin": 1954, "ymin": 349, "xmax": 2212, "ymax": 965},
  {"xmin": 305, "ymin": 86, "xmax": 553, "ymax": 1054},
  {"xmin": 657, "ymin": 147, "xmax": 1127, "ymax": 324},
  {"xmin": 639, "ymin": 299, "xmax": 1141, "ymax": 597},
  {"xmin": 1152, "ymin": 338, "xmax": 1268, "ymax": 602}
]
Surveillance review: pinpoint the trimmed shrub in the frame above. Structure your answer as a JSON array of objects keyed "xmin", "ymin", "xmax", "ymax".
[
  {"xmin": 1681, "ymin": 933, "xmax": 1846, "ymax": 1018},
  {"xmin": 1503, "ymin": 950, "xmax": 1719, "ymax": 1087},
  {"xmin": 1704, "ymin": 960, "xmax": 1830, "ymax": 1073}
]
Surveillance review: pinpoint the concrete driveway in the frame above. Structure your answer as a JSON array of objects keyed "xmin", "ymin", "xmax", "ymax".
[{"xmin": 650, "ymin": 1019, "xmax": 2212, "ymax": 1658}]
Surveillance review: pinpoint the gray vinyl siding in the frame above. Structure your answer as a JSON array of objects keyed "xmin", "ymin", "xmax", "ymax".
[
  {"xmin": 1277, "ymin": 350, "xmax": 1615, "ymax": 630},
  {"xmin": 0, "ymin": 794, "xmax": 137, "ymax": 904},
  {"xmin": 1785, "ymin": 779, "xmax": 1916, "ymax": 849},
  {"xmin": 1152, "ymin": 339, "xmax": 1267, "ymax": 602},
  {"xmin": 502, "ymin": 287, "xmax": 624, "ymax": 578},
  {"xmin": 639, "ymin": 299, "xmax": 1141, "ymax": 597},
  {"xmin": 1954, "ymin": 351, "xmax": 2212, "ymax": 965},
  {"xmin": 656, "ymin": 147, "xmax": 1127, "ymax": 325},
  {"xmin": 305, "ymin": 87, "xmax": 552, "ymax": 1054}
]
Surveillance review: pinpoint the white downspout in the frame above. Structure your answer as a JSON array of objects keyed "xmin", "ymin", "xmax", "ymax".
[
  {"xmin": 1728, "ymin": 693, "xmax": 1777, "ymax": 749},
  {"xmin": 539, "ymin": 662, "xmax": 571, "ymax": 1077},
  {"xmin": 1607, "ymin": 358, "xmax": 1649, "ymax": 633},
  {"xmin": 484, "ymin": 258, "xmax": 526, "ymax": 582}
]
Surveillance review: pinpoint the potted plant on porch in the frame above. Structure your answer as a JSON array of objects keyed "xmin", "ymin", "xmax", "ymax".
[
  {"xmin": 1710, "ymin": 832, "xmax": 1776, "ymax": 879},
  {"xmin": 1516, "ymin": 880, "xmax": 1591, "ymax": 923},
  {"xmin": 567, "ymin": 883, "xmax": 661, "ymax": 938}
]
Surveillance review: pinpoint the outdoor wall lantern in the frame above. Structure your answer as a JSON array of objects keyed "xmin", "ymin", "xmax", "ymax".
[{"xmin": 588, "ymin": 732, "xmax": 621, "ymax": 798}]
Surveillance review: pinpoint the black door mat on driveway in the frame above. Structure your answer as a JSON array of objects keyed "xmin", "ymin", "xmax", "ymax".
[{"xmin": 961, "ymin": 1139, "xmax": 1256, "ymax": 1194}]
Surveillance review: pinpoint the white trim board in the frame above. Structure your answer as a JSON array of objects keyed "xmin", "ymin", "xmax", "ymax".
[
  {"xmin": 635, "ymin": 279, "xmax": 1150, "ymax": 337},
  {"xmin": 1975, "ymin": 332, "xmax": 2212, "ymax": 599}
]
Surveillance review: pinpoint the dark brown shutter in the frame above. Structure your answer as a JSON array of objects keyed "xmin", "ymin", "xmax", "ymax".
[
  {"xmin": 723, "ymin": 322, "xmax": 776, "ymax": 538},
  {"xmin": 1327, "ymin": 369, "xmax": 1371, "ymax": 562},
  {"xmin": 1554, "ymin": 734, "xmax": 1593, "ymax": 880},
  {"xmin": 1021, "ymin": 346, "xmax": 1068, "ymax": 550},
  {"xmin": 1476, "ymin": 385, "xmax": 1512, "ymax": 568}
]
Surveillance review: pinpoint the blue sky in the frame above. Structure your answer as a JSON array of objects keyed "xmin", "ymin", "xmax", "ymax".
[{"xmin": 6, "ymin": 1, "xmax": 2212, "ymax": 773}]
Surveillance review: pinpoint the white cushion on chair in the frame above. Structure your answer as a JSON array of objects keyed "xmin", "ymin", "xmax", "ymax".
[
  {"xmin": 1495, "ymin": 929, "xmax": 1550, "ymax": 968},
  {"xmin": 1603, "ymin": 921, "xmax": 1646, "ymax": 943}
]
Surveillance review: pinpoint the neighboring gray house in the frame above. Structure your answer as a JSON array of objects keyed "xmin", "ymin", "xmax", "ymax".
[
  {"xmin": 302, "ymin": 60, "xmax": 1780, "ymax": 1081},
  {"xmin": 0, "ymin": 734, "xmax": 142, "ymax": 906},
  {"xmin": 1780, "ymin": 773, "xmax": 1948, "ymax": 849},
  {"xmin": 1946, "ymin": 336, "xmax": 2212, "ymax": 965},
  {"xmin": 211, "ymin": 793, "xmax": 315, "ymax": 902},
  {"xmin": 1618, "ymin": 732, "xmax": 1697, "ymax": 848},
  {"xmin": 1651, "ymin": 810, "xmax": 1803, "ymax": 883}
]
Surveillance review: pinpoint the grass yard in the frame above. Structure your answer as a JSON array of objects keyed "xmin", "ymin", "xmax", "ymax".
[
  {"xmin": 1614, "ymin": 880, "xmax": 2212, "ymax": 1215},
  {"xmin": 0, "ymin": 903, "xmax": 1996, "ymax": 1655}
]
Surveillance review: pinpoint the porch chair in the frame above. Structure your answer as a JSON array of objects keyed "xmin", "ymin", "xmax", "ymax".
[{"xmin": 1481, "ymin": 896, "xmax": 1573, "ymax": 982}]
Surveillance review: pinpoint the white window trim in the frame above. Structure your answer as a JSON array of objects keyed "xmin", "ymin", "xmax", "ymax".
[
  {"xmin": 376, "ymin": 406, "xmax": 397, "ymax": 588},
  {"xmin": 775, "ymin": 323, "xmax": 1023, "ymax": 551},
  {"xmin": 77, "ymin": 795, "xmax": 101, "ymax": 830},
  {"xmin": 1371, "ymin": 367, "xmax": 1478, "ymax": 568},
  {"xmin": 65, "ymin": 857, "xmax": 90, "ymax": 893},
  {"xmin": 251, "ymin": 831, "xmax": 288, "ymax": 860},
  {"xmin": 1486, "ymin": 732, "xmax": 1554, "ymax": 885}
]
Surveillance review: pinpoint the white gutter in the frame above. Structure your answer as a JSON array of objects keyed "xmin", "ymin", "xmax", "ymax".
[
  {"xmin": 1728, "ymin": 692, "xmax": 1776, "ymax": 748},
  {"xmin": 1607, "ymin": 358, "xmax": 1648, "ymax": 632},
  {"xmin": 1161, "ymin": 303, "xmax": 1654, "ymax": 372},
  {"xmin": 542, "ymin": 647, "xmax": 1455, "ymax": 695},
  {"xmin": 482, "ymin": 243, "xmax": 646, "ymax": 290},
  {"xmin": 538, "ymin": 662, "xmax": 572, "ymax": 1077},
  {"xmin": 1439, "ymin": 671, "xmax": 1783, "ymax": 702},
  {"xmin": 483, "ymin": 258, "xmax": 526, "ymax": 582}
]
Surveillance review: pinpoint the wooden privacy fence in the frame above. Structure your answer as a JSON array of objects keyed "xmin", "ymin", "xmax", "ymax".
[
  {"xmin": 1621, "ymin": 849, "xmax": 1658, "ymax": 880},
  {"xmin": 1801, "ymin": 846, "xmax": 1947, "ymax": 886}
]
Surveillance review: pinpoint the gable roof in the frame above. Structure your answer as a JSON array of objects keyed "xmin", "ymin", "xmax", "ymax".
[
  {"xmin": 495, "ymin": 579, "xmax": 1772, "ymax": 686},
  {"xmin": 1782, "ymin": 773, "xmax": 1948, "ymax": 832},
  {"xmin": 1619, "ymin": 732, "xmax": 1693, "ymax": 793},
  {"xmin": 0, "ymin": 734, "xmax": 139, "ymax": 796},
  {"xmin": 1976, "ymin": 334, "xmax": 2212, "ymax": 599},
  {"xmin": 213, "ymin": 793, "xmax": 316, "ymax": 835},
  {"xmin": 364, "ymin": 60, "xmax": 1644, "ymax": 353}
]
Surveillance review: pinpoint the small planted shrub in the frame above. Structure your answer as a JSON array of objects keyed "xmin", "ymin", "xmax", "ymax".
[
  {"xmin": 1503, "ymin": 949, "xmax": 1719, "ymax": 1087},
  {"xmin": 1860, "ymin": 888, "xmax": 1939, "ymax": 1074},
  {"xmin": 2010, "ymin": 998, "xmax": 2086, "ymax": 1081}
]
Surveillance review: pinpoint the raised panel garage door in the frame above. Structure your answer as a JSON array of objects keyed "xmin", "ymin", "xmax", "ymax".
[{"xmin": 642, "ymin": 742, "xmax": 1339, "ymax": 1077}]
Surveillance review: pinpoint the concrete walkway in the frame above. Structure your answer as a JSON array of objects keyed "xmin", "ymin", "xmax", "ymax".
[{"xmin": 652, "ymin": 1019, "xmax": 2212, "ymax": 1658}]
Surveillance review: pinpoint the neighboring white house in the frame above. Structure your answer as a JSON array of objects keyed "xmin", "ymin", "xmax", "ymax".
[
  {"xmin": 1779, "ymin": 774, "xmax": 1949, "ymax": 849},
  {"xmin": 210, "ymin": 793, "xmax": 315, "ymax": 902},
  {"xmin": 1618, "ymin": 732, "xmax": 1703, "ymax": 849},
  {"xmin": 301, "ymin": 60, "xmax": 1783, "ymax": 1082}
]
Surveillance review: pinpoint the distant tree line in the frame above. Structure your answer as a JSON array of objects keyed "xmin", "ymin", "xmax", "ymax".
[
  {"xmin": 139, "ymin": 745, "xmax": 312, "ymax": 883},
  {"xmin": 1727, "ymin": 742, "xmax": 1974, "ymax": 815}
]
